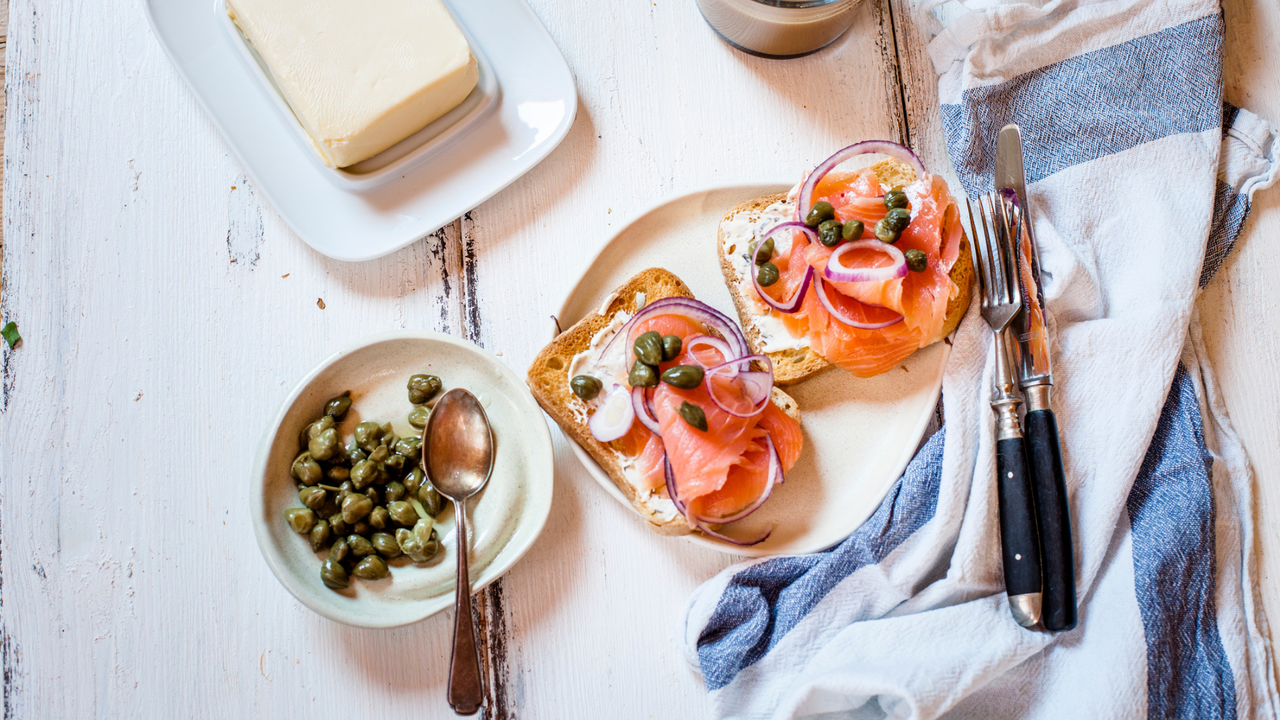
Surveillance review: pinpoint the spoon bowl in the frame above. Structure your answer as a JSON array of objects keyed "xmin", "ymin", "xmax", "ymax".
[
  {"xmin": 423, "ymin": 388, "xmax": 495, "ymax": 716},
  {"xmin": 424, "ymin": 389, "xmax": 495, "ymax": 500}
]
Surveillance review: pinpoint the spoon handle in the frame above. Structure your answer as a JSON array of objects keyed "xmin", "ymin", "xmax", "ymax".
[{"xmin": 448, "ymin": 498, "xmax": 484, "ymax": 715}]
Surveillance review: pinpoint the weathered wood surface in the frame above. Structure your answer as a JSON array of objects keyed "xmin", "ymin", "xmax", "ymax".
[{"xmin": 1, "ymin": 0, "xmax": 1277, "ymax": 716}]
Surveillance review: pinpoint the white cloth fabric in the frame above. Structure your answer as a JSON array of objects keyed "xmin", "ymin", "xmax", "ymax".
[{"xmin": 681, "ymin": 1, "xmax": 1280, "ymax": 717}]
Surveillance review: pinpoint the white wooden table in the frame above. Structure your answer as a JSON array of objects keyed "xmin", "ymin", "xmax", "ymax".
[{"xmin": 1, "ymin": 0, "xmax": 1277, "ymax": 716}]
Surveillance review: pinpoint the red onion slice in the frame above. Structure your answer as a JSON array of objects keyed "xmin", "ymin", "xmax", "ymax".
[
  {"xmin": 588, "ymin": 385, "xmax": 635, "ymax": 442},
  {"xmin": 695, "ymin": 520, "xmax": 772, "ymax": 546},
  {"xmin": 797, "ymin": 140, "xmax": 926, "ymax": 223},
  {"xmin": 664, "ymin": 455, "xmax": 688, "ymax": 517},
  {"xmin": 691, "ymin": 436, "xmax": 780, "ymax": 524},
  {"xmin": 824, "ymin": 240, "xmax": 908, "ymax": 284},
  {"xmin": 685, "ymin": 335, "xmax": 732, "ymax": 368},
  {"xmin": 750, "ymin": 222, "xmax": 816, "ymax": 314},
  {"xmin": 598, "ymin": 297, "xmax": 749, "ymax": 365},
  {"xmin": 812, "ymin": 276, "xmax": 905, "ymax": 330},
  {"xmin": 705, "ymin": 354, "xmax": 773, "ymax": 418},
  {"xmin": 631, "ymin": 386, "xmax": 662, "ymax": 436}
]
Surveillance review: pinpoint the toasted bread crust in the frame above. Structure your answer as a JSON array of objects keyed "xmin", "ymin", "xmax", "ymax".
[
  {"xmin": 527, "ymin": 268, "xmax": 801, "ymax": 536},
  {"xmin": 717, "ymin": 160, "xmax": 973, "ymax": 384}
]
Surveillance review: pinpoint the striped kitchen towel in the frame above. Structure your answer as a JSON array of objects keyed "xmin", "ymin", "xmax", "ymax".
[{"xmin": 682, "ymin": 1, "xmax": 1280, "ymax": 717}]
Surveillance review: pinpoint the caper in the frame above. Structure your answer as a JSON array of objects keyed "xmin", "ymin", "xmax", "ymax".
[
  {"xmin": 352, "ymin": 521, "xmax": 372, "ymax": 537},
  {"xmin": 307, "ymin": 427, "xmax": 339, "ymax": 462},
  {"xmin": 753, "ymin": 237, "xmax": 775, "ymax": 265},
  {"xmin": 364, "ymin": 486, "xmax": 381, "ymax": 505},
  {"xmin": 329, "ymin": 537, "xmax": 351, "ymax": 565},
  {"xmin": 308, "ymin": 415, "xmax": 335, "ymax": 439},
  {"xmin": 678, "ymin": 401, "xmax": 708, "ymax": 432},
  {"xmin": 328, "ymin": 513, "xmax": 350, "ymax": 537},
  {"xmin": 368, "ymin": 505, "xmax": 390, "ymax": 531},
  {"xmin": 354, "ymin": 421, "xmax": 382, "ymax": 452},
  {"xmin": 404, "ymin": 467, "xmax": 425, "ymax": 497},
  {"xmin": 393, "ymin": 437, "xmax": 421, "ymax": 463},
  {"xmin": 661, "ymin": 365, "xmax": 705, "ymax": 389},
  {"xmin": 371, "ymin": 532, "xmax": 402, "ymax": 559},
  {"xmin": 385, "ymin": 454, "xmax": 406, "ymax": 475},
  {"xmin": 905, "ymin": 249, "xmax": 928, "ymax": 272},
  {"xmin": 407, "ymin": 374, "xmax": 443, "ymax": 405},
  {"xmin": 341, "ymin": 493, "xmax": 373, "ymax": 524},
  {"xmin": 346, "ymin": 442, "xmax": 367, "ymax": 466},
  {"xmin": 379, "ymin": 422, "xmax": 393, "ymax": 439},
  {"xmin": 884, "ymin": 189, "xmax": 909, "ymax": 210},
  {"xmin": 320, "ymin": 558, "xmax": 349, "ymax": 590},
  {"xmin": 324, "ymin": 392, "xmax": 352, "ymax": 420},
  {"xmin": 407, "ymin": 405, "xmax": 431, "ymax": 429},
  {"xmin": 570, "ymin": 375, "xmax": 602, "ymax": 401},
  {"xmin": 397, "ymin": 521, "xmax": 440, "ymax": 563},
  {"xmin": 874, "ymin": 218, "xmax": 901, "ymax": 244},
  {"xmin": 661, "ymin": 335, "xmax": 683, "ymax": 362},
  {"xmin": 387, "ymin": 500, "xmax": 420, "ymax": 527},
  {"xmin": 299, "ymin": 486, "xmax": 327, "ymax": 511},
  {"xmin": 633, "ymin": 331, "xmax": 663, "ymax": 367},
  {"xmin": 629, "ymin": 359, "xmax": 658, "ymax": 388},
  {"xmin": 384, "ymin": 480, "xmax": 407, "ymax": 503},
  {"xmin": 418, "ymin": 483, "xmax": 444, "ymax": 517},
  {"xmin": 353, "ymin": 555, "xmax": 390, "ymax": 580},
  {"xmin": 325, "ymin": 464, "xmax": 350, "ymax": 483},
  {"xmin": 285, "ymin": 508, "xmax": 316, "ymax": 534},
  {"xmin": 395, "ymin": 528, "xmax": 426, "ymax": 562},
  {"xmin": 350, "ymin": 459, "xmax": 377, "ymax": 490},
  {"xmin": 309, "ymin": 519, "xmax": 332, "ymax": 551},
  {"xmin": 346, "ymin": 534, "xmax": 375, "ymax": 558},
  {"xmin": 804, "ymin": 201, "xmax": 836, "ymax": 227},
  {"xmin": 884, "ymin": 207, "xmax": 911, "ymax": 233},
  {"xmin": 291, "ymin": 451, "xmax": 323, "ymax": 486},
  {"xmin": 368, "ymin": 445, "xmax": 390, "ymax": 465},
  {"xmin": 818, "ymin": 219, "xmax": 843, "ymax": 247},
  {"xmin": 842, "ymin": 219, "xmax": 865, "ymax": 241},
  {"xmin": 335, "ymin": 480, "xmax": 354, "ymax": 504},
  {"xmin": 757, "ymin": 262, "xmax": 780, "ymax": 287}
]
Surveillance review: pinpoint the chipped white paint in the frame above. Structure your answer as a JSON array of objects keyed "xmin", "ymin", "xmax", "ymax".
[{"xmin": 1, "ymin": 0, "xmax": 1278, "ymax": 717}]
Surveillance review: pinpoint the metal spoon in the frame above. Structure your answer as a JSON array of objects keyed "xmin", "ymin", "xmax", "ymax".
[{"xmin": 422, "ymin": 388, "xmax": 494, "ymax": 716}]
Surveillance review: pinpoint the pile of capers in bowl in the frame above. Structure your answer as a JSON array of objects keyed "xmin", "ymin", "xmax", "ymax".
[{"xmin": 283, "ymin": 373, "xmax": 450, "ymax": 592}]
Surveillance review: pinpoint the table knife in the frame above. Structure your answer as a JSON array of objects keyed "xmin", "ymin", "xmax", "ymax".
[{"xmin": 996, "ymin": 124, "xmax": 1077, "ymax": 632}]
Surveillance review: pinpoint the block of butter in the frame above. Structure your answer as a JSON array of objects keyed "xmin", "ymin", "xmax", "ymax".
[{"xmin": 228, "ymin": 0, "xmax": 479, "ymax": 169}]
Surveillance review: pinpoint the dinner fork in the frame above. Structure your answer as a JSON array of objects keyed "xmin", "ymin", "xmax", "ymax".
[{"xmin": 965, "ymin": 193, "xmax": 1042, "ymax": 629}]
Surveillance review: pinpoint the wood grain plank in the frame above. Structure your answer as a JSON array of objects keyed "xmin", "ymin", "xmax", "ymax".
[{"xmin": 1203, "ymin": 0, "xmax": 1280, "ymax": 656}]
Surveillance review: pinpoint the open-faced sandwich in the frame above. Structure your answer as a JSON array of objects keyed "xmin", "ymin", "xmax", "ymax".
[
  {"xmin": 527, "ymin": 269, "xmax": 803, "ymax": 545},
  {"xmin": 719, "ymin": 141, "xmax": 973, "ymax": 382}
]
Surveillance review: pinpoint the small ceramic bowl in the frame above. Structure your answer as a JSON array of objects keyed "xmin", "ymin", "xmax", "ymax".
[{"xmin": 252, "ymin": 331, "xmax": 554, "ymax": 628}]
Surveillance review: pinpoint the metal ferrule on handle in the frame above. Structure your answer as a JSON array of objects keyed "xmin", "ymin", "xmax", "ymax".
[{"xmin": 991, "ymin": 329, "xmax": 1024, "ymax": 441}]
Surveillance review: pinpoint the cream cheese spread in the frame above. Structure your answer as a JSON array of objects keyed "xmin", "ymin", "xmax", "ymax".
[
  {"xmin": 720, "ymin": 200, "xmax": 811, "ymax": 353},
  {"xmin": 227, "ymin": 0, "xmax": 479, "ymax": 168}
]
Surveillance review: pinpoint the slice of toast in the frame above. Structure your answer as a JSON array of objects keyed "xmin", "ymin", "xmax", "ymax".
[
  {"xmin": 718, "ymin": 158, "xmax": 974, "ymax": 385},
  {"xmin": 527, "ymin": 268, "xmax": 800, "ymax": 536}
]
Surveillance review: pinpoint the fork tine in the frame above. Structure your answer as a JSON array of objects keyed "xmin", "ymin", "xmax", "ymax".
[
  {"xmin": 964, "ymin": 198, "xmax": 990, "ymax": 305},
  {"xmin": 995, "ymin": 193, "xmax": 1023, "ymax": 308},
  {"xmin": 977, "ymin": 194, "xmax": 1006, "ymax": 305}
]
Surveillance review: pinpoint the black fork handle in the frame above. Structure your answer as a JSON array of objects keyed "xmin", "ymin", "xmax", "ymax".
[{"xmin": 1025, "ymin": 409, "xmax": 1077, "ymax": 631}]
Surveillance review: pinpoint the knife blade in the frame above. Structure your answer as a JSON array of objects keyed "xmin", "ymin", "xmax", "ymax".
[{"xmin": 995, "ymin": 124, "xmax": 1077, "ymax": 632}]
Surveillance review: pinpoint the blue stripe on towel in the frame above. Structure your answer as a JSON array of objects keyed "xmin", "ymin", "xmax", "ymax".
[
  {"xmin": 1199, "ymin": 179, "xmax": 1250, "ymax": 287},
  {"xmin": 697, "ymin": 427, "xmax": 947, "ymax": 691},
  {"xmin": 1199, "ymin": 102, "xmax": 1252, "ymax": 287},
  {"xmin": 1126, "ymin": 364, "xmax": 1236, "ymax": 719},
  {"xmin": 941, "ymin": 15, "xmax": 1223, "ymax": 196}
]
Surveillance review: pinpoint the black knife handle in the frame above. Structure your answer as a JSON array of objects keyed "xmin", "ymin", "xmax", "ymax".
[
  {"xmin": 997, "ymin": 436, "xmax": 1042, "ymax": 599},
  {"xmin": 1025, "ymin": 409, "xmax": 1077, "ymax": 631}
]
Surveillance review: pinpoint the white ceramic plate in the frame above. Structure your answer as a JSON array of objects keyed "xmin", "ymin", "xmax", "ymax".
[
  {"xmin": 145, "ymin": 0, "xmax": 577, "ymax": 261},
  {"xmin": 252, "ymin": 332, "xmax": 554, "ymax": 628},
  {"xmin": 557, "ymin": 183, "xmax": 947, "ymax": 557}
]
